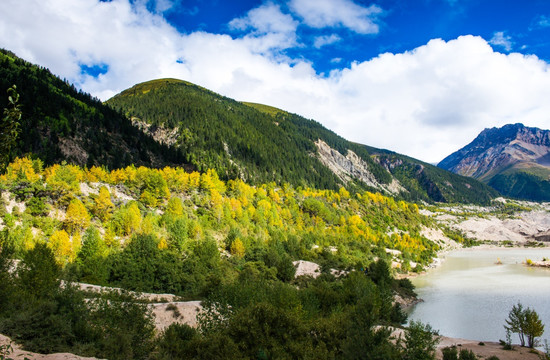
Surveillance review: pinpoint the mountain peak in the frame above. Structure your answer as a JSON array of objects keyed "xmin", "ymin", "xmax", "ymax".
[{"xmin": 439, "ymin": 123, "xmax": 550, "ymax": 200}]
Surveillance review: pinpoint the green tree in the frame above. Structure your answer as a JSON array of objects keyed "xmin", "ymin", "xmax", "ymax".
[
  {"xmin": 88, "ymin": 293, "xmax": 155, "ymax": 360},
  {"xmin": 75, "ymin": 226, "xmax": 108, "ymax": 283},
  {"xmin": 0, "ymin": 85, "xmax": 21, "ymax": 172},
  {"xmin": 0, "ymin": 243, "xmax": 15, "ymax": 315},
  {"xmin": 505, "ymin": 302, "xmax": 526, "ymax": 346},
  {"xmin": 401, "ymin": 320, "xmax": 440, "ymax": 360},
  {"xmin": 505, "ymin": 302, "xmax": 544, "ymax": 348},
  {"xmin": 226, "ymin": 302, "xmax": 313, "ymax": 359},
  {"xmin": 16, "ymin": 243, "xmax": 60, "ymax": 299},
  {"xmin": 442, "ymin": 346, "xmax": 458, "ymax": 360},
  {"xmin": 524, "ymin": 307, "xmax": 544, "ymax": 348}
]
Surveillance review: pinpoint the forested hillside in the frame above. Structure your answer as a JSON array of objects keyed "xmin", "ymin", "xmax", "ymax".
[
  {"xmin": 0, "ymin": 49, "xmax": 184, "ymax": 169},
  {"xmin": 0, "ymin": 48, "xmax": 498, "ymax": 204},
  {"xmin": 365, "ymin": 147, "xmax": 500, "ymax": 204},
  {"xmin": 106, "ymin": 79, "xmax": 392, "ymax": 191},
  {"xmin": 107, "ymin": 78, "xmax": 498, "ymax": 204},
  {"xmin": 0, "ymin": 157, "xmax": 445, "ymax": 359}
]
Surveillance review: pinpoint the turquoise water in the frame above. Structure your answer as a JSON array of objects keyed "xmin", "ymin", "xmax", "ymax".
[{"xmin": 408, "ymin": 248, "xmax": 550, "ymax": 345}]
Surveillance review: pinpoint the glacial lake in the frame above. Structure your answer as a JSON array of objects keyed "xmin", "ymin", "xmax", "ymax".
[{"xmin": 408, "ymin": 247, "xmax": 550, "ymax": 345}]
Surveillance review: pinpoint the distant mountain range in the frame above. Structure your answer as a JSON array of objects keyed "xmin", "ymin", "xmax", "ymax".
[
  {"xmin": 0, "ymin": 48, "xmax": 498, "ymax": 204},
  {"xmin": 439, "ymin": 123, "xmax": 550, "ymax": 201}
]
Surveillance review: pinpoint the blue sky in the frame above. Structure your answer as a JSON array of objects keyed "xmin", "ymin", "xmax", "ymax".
[
  {"xmin": 2, "ymin": 0, "xmax": 550, "ymax": 162},
  {"xmin": 161, "ymin": 0, "xmax": 550, "ymax": 72}
]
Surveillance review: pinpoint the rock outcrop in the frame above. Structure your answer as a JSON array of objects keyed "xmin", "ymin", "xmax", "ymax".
[{"xmin": 315, "ymin": 139, "xmax": 404, "ymax": 195}]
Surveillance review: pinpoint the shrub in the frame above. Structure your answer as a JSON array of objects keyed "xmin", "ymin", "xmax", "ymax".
[
  {"xmin": 442, "ymin": 346, "xmax": 458, "ymax": 360},
  {"xmin": 459, "ymin": 348, "xmax": 476, "ymax": 360}
]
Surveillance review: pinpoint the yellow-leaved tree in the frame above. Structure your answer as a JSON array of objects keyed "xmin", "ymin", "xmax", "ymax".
[
  {"xmin": 165, "ymin": 196, "xmax": 184, "ymax": 217},
  {"xmin": 45, "ymin": 163, "xmax": 83, "ymax": 195},
  {"xmin": 124, "ymin": 202, "xmax": 142, "ymax": 235},
  {"xmin": 94, "ymin": 186, "xmax": 114, "ymax": 222},
  {"xmin": 64, "ymin": 198, "xmax": 91, "ymax": 235},
  {"xmin": 230, "ymin": 238, "xmax": 245, "ymax": 258},
  {"xmin": 2, "ymin": 157, "xmax": 42, "ymax": 184},
  {"xmin": 48, "ymin": 229, "xmax": 77, "ymax": 264}
]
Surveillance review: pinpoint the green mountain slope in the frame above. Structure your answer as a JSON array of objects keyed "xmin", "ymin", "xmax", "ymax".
[
  {"xmin": 0, "ymin": 49, "xmax": 184, "ymax": 169},
  {"xmin": 365, "ymin": 146, "xmax": 500, "ymax": 204},
  {"xmin": 488, "ymin": 171, "xmax": 550, "ymax": 201},
  {"xmin": 107, "ymin": 79, "xmax": 498, "ymax": 204},
  {"xmin": 0, "ymin": 49, "xmax": 498, "ymax": 204},
  {"xmin": 107, "ymin": 78, "xmax": 392, "ymax": 191}
]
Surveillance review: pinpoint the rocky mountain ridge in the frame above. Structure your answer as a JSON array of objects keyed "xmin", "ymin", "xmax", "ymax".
[
  {"xmin": 439, "ymin": 123, "xmax": 550, "ymax": 201},
  {"xmin": 314, "ymin": 139, "xmax": 405, "ymax": 195},
  {"xmin": 439, "ymin": 123, "xmax": 550, "ymax": 180}
]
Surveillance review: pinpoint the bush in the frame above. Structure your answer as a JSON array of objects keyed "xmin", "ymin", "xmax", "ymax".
[
  {"xmin": 401, "ymin": 321, "xmax": 440, "ymax": 360},
  {"xmin": 442, "ymin": 346, "xmax": 458, "ymax": 360},
  {"xmin": 88, "ymin": 293, "xmax": 155, "ymax": 360},
  {"xmin": 459, "ymin": 348, "xmax": 476, "ymax": 360},
  {"xmin": 156, "ymin": 323, "xmax": 198, "ymax": 360}
]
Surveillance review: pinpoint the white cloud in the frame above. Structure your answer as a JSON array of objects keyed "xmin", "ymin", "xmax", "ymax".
[
  {"xmin": 288, "ymin": 0, "xmax": 383, "ymax": 34},
  {"xmin": 313, "ymin": 34, "xmax": 341, "ymax": 48},
  {"xmin": 3, "ymin": 1, "xmax": 550, "ymax": 164},
  {"xmin": 489, "ymin": 31, "xmax": 513, "ymax": 51},
  {"xmin": 530, "ymin": 15, "xmax": 550, "ymax": 30},
  {"xmin": 228, "ymin": 2, "xmax": 298, "ymax": 52},
  {"xmin": 230, "ymin": 2, "xmax": 297, "ymax": 35}
]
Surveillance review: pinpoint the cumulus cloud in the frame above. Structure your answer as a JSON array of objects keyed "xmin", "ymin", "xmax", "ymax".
[
  {"xmin": 313, "ymin": 34, "xmax": 341, "ymax": 48},
  {"xmin": 229, "ymin": 2, "xmax": 297, "ymax": 35},
  {"xmin": 489, "ymin": 31, "xmax": 513, "ymax": 51},
  {"xmin": 2, "ymin": 1, "xmax": 550, "ymax": 164},
  {"xmin": 228, "ymin": 2, "xmax": 299, "ymax": 52},
  {"xmin": 288, "ymin": 0, "xmax": 383, "ymax": 34}
]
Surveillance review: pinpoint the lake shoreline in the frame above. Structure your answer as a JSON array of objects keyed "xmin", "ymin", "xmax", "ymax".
[
  {"xmin": 401, "ymin": 242, "xmax": 550, "ymax": 280},
  {"xmin": 407, "ymin": 245, "xmax": 550, "ymax": 360}
]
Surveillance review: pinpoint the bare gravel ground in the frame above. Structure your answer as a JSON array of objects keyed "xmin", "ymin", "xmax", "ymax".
[{"xmin": 435, "ymin": 337, "xmax": 544, "ymax": 360}]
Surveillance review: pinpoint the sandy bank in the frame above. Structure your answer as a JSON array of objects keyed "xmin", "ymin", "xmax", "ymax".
[{"xmin": 435, "ymin": 337, "xmax": 544, "ymax": 360}]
